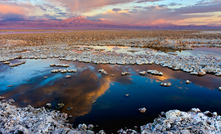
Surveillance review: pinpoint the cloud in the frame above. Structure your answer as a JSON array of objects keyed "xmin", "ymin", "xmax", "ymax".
[
  {"xmin": 0, "ymin": 0, "xmax": 220, "ymax": 26},
  {"xmin": 56, "ymin": 12, "xmax": 67, "ymax": 15},
  {"xmin": 41, "ymin": 14, "xmax": 58, "ymax": 20},
  {"xmin": 0, "ymin": 2, "xmax": 35, "ymax": 15},
  {"xmin": 29, "ymin": 13, "xmax": 69, "ymax": 20},
  {"xmin": 158, "ymin": 2, "xmax": 181, "ymax": 8},
  {"xmin": 0, "ymin": 0, "xmax": 18, "ymax": 2},
  {"xmin": 0, "ymin": 1, "xmax": 68, "ymax": 21},
  {"xmin": 136, "ymin": 0, "xmax": 161, "ymax": 3},
  {"xmin": 36, "ymin": 5, "xmax": 47, "ymax": 12},
  {"xmin": 158, "ymin": 4, "xmax": 166, "ymax": 7},
  {"xmin": 112, "ymin": 8, "xmax": 122, "ymax": 12},
  {"xmin": 0, "ymin": 13, "xmax": 27, "ymax": 21},
  {"xmin": 0, "ymin": 2, "xmax": 36, "ymax": 21},
  {"xmin": 169, "ymin": 2, "xmax": 182, "ymax": 6},
  {"xmin": 129, "ymin": 9, "xmax": 138, "ymax": 13},
  {"xmin": 133, "ymin": 6, "xmax": 143, "ymax": 8},
  {"xmin": 48, "ymin": 0, "xmax": 136, "ymax": 13},
  {"xmin": 174, "ymin": 3, "xmax": 221, "ymax": 14},
  {"xmin": 195, "ymin": 0, "xmax": 221, "ymax": 5},
  {"xmin": 88, "ymin": 5, "xmax": 213, "ymax": 25},
  {"xmin": 54, "ymin": 7, "xmax": 62, "ymax": 12},
  {"xmin": 35, "ymin": 3, "xmax": 62, "ymax": 13}
]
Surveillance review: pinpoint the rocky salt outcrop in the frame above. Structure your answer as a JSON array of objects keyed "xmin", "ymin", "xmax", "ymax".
[
  {"xmin": 0, "ymin": 99, "xmax": 102, "ymax": 134},
  {"xmin": 118, "ymin": 108, "xmax": 221, "ymax": 133},
  {"xmin": 1, "ymin": 44, "xmax": 221, "ymax": 77},
  {"xmin": 1, "ymin": 98, "xmax": 221, "ymax": 134}
]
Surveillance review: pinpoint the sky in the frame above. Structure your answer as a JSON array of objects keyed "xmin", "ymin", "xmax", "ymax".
[{"xmin": 0, "ymin": 0, "xmax": 221, "ymax": 25}]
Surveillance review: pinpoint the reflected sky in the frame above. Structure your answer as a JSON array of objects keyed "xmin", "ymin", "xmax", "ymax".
[
  {"xmin": 200, "ymin": 31, "xmax": 221, "ymax": 34},
  {"xmin": 174, "ymin": 47, "xmax": 221, "ymax": 58},
  {"xmin": 76, "ymin": 45, "xmax": 221, "ymax": 58},
  {"xmin": 1, "ymin": 59, "xmax": 221, "ymax": 133}
]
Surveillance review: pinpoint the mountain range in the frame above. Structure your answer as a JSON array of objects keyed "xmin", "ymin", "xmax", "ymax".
[{"xmin": 0, "ymin": 16, "xmax": 220, "ymax": 29}]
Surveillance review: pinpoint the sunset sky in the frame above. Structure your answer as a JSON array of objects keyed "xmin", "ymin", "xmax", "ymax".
[{"xmin": 0, "ymin": 0, "xmax": 221, "ymax": 26}]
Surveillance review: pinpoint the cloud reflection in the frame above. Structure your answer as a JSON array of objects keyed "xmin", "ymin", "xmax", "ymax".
[
  {"xmin": 1, "ymin": 58, "xmax": 220, "ymax": 123},
  {"xmin": 1, "ymin": 60, "xmax": 133, "ymax": 121}
]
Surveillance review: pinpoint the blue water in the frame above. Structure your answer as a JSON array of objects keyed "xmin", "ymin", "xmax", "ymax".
[{"xmin": 0, "ymin": 58, "xmax": 221, "ymax": 133}]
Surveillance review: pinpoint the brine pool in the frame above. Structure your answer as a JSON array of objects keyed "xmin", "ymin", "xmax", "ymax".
[
  {"xmin": 75, "ymin": 45, "xmax": 221, "ymax": 58},
  {"xmin": 0, "ymin": 56, "xmax": 221, "ymax": 133}
]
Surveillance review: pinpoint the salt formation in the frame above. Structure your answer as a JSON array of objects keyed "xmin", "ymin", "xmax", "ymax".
[
  {"xmin": 110, "ymin": 74, "xmax": 115, "ymax": 77},
  {"xmin": 1, "ymin": 98, "xmax": 221, "ymax": 133},
  {"xmin": 118, "ymin": 108, "xmax": 221, "ymax": 134},
  {"xmin": 45, "ymin": 103, "xmax": 51, "ymax": 108},
  {"xmin": 65, "ymin": 75, "xmax": 71, "ymax": 78},
  {"xmin": 3, "ymin": 61, "xmax": 10, "ymax": 64},
  {"xmin": 67, "ymin": 69, "xmax": 77, "ymax": 73},
  {"xmin": 215, "ymin": 72, "xmax": 221, "ymax": 76},
  {"xmin": 139, "ymin": 107, "xmax": 147, "ymax": 113},
  {"xmin": 0, "ymin": 99, "xmax": 101, "ymax": 134},
  {"xmin": 139, "ymin": 71, "xmax": 146, "ymax": 75},
  {"xmin": 51, "ymin": 68, "xmax": 77, "ymax": 73},
  {"xmin": 50, "ymin": 64, "xmax": 69, "ymax": 67},
  {"xmin": 185, "ymin": 80, "xmax": 191, "ymax": 84},
  {"xmin": 51, "ymin": 69, "xmax": 59, "ymax": 73},
  {"xmin": 50, "ymin": 63, "xmax": 55, "ymax": 67},
  {"xmin": 9, "ymin": 61, "xmax": 26, "ymax": 67},
  {"xmin": 1, "ymin": 30, "xmax": 221, "ymax": 133},
  {"xmin": 1, "ymin": 41, "xmax": 221, "ymax": 77},
  {"xmin": 161, "ymin": 82, "xmax": 172, "ymax": 87},
  {"xmin": 98, "ymin": 69, "xmax": 108, "ymax": 75},
  {"xmin": 147, "ymin": 70, "xmax": 163, "ymax": 76},
  {"xmin": 122, "ymin": 72, "xmax": 130, "ymax": 76}
]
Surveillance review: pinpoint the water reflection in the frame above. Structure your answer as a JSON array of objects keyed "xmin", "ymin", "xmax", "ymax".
[
  {"xmin": 128, "ymin": 64, "xmax": 220, "ymax": 89},
  {"xmin": 1, "ymin": 59, "xmax": 221, "ymax": 132},
  {"xmin": 76, "ymin": 45, "xmax": 221, "ymax": 58},
  {"xmin": 1, "ymin": 59, "xmax": 133, "ymax": 119}
]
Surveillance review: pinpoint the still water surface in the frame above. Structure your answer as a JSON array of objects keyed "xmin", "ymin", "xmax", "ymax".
[
  {"xmin": 76, "ymin": 45, "xmax": 221, "ymax": 58},
  {"xmin": 0, "ymin": 58, "xmax": 221, "ymax": 132}
]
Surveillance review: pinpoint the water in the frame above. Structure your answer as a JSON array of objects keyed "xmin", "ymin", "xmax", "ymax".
[
  {"xmin": 1, "ymin": 58, "xmax": 221, "ymax": 133},
  {"xmin": 75, "ymin": 45, "xmax": 221, "ymax": 58},
  {"xmin": 179, "ymin": 47, "xmax": 221, "ymax": 58},
  {"xmin": 200, "ymin": 31, "xmax": 221, "ymax": 34}
]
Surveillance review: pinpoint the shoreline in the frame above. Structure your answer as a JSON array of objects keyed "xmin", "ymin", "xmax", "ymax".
[
  {"xmin": 0, "ymin": 98, "xmax": 101, "ymax": 134},
  {"xmin": 1, "ymin": 98, "xmax": 221, "ymax": 133}
]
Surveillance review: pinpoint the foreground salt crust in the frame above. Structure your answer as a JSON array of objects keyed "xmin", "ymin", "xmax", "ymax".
[
  {"xmin": 118, "ymin": 108, "xmax": 221, "ymax": 134},
  {"xmin": 0, "ymin": 100, "xmax": 103, "ymax": 134},
  {"xmin": 1, "ymin": 99, "xmax": 221, "ymax": 134}
]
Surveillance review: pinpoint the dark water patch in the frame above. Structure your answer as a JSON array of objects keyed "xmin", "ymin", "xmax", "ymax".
[{"xmin": 0, "ymin": 59, "xmax": 221, "ymax": 133}]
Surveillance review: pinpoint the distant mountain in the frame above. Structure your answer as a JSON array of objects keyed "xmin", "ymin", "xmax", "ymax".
[{"xmin": 0, "ymin": 16, "xmax": 221, "ymax": 29}]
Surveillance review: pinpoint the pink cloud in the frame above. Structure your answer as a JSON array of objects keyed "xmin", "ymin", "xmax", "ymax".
[
  {"xmin": 48, "ymin": 0, "xmax": 135, "ymax": 13},
  {"xmin": 87, "ymin": 4, "xmax": 215, "ymax": 26},
  {"xmin": 0, "ymin": 4, "xmax": 25, "ymax": 15},
  {"xmin": 88, "ymin": 8, "xmax": 171, "ymax": 25},
  {"xmin": 0, "ymin": 3, "xmax": 35, "ymax": 15}
]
